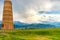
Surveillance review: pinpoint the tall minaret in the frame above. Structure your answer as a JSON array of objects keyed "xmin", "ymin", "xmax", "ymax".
[{"xmin": 2, "ymin": 0, "xmax": 14, "ymax": 30}]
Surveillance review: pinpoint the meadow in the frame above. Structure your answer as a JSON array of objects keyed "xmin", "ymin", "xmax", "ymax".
[{"xmin": 0, "ymin": 28, "xmax": 60, "ymax": 40}]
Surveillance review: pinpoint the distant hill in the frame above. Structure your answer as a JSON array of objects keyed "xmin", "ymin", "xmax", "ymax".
[
  {"xmin": 0, "ymin": 21, "xmax": 57, "ymax": 28},
  {"xmin": 14, "ymin": 21, "xmax": 56, "ymax": 28}
]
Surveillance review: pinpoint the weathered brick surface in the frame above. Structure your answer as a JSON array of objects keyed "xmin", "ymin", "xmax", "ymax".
[{"xmin": 2, "ymin": 0, "xmax": 14, "ymax": 30}]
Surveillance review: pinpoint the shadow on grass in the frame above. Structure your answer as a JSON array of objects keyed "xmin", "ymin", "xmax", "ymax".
[
  {"xmin": 7, "ymin": 30, "xmax": 52, "ymax": 36},
  {"xmin": 34, "ymin": 31, "xmax": 52, "ymax": 35}
]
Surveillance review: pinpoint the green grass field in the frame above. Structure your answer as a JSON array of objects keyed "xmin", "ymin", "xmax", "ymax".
[{"xmin": 0, "ymin": 28, "xmax": 60, "ymax": 40}]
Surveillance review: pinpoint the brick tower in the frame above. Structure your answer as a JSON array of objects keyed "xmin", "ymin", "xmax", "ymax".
[{"xmin": 2, "ymin": 0, "xmax": 14, "ymax": 30}]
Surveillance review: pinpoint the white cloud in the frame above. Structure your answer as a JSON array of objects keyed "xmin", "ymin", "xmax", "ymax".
[
  {"xmin": 12, "ymin": 0, "xmax": 60, "ymax": 23},
  {"xmin": 0, "ymin": 0, "xmax": 60, "ymax": 23},
  {"xmin": 0, "ymin": 1, "xmax": 3, "ymax": 20}
]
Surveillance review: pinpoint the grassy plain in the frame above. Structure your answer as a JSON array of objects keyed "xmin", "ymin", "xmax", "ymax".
[{"xmin": 0, "ymin": 28, "xmax": 60, "ymax": 40}]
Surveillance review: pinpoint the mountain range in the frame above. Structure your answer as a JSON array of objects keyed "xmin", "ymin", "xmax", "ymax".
[
  {"xmin": 0, "ymin": 21, "xmax": 60, "ymax": 28},
  {"xmin": 14, "ymin": 21, "xmax": 56, "ymax": 28}
]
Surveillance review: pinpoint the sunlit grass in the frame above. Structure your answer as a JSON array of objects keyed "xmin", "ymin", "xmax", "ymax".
[{"xmin": 0, "ymin": 28, "xmax": 60, "ymax": 40}]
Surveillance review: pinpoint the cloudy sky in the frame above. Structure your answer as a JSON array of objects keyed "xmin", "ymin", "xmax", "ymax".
[{"xmin": 0, "ymin": 0, "xmax": 60, "ymax": 24}]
